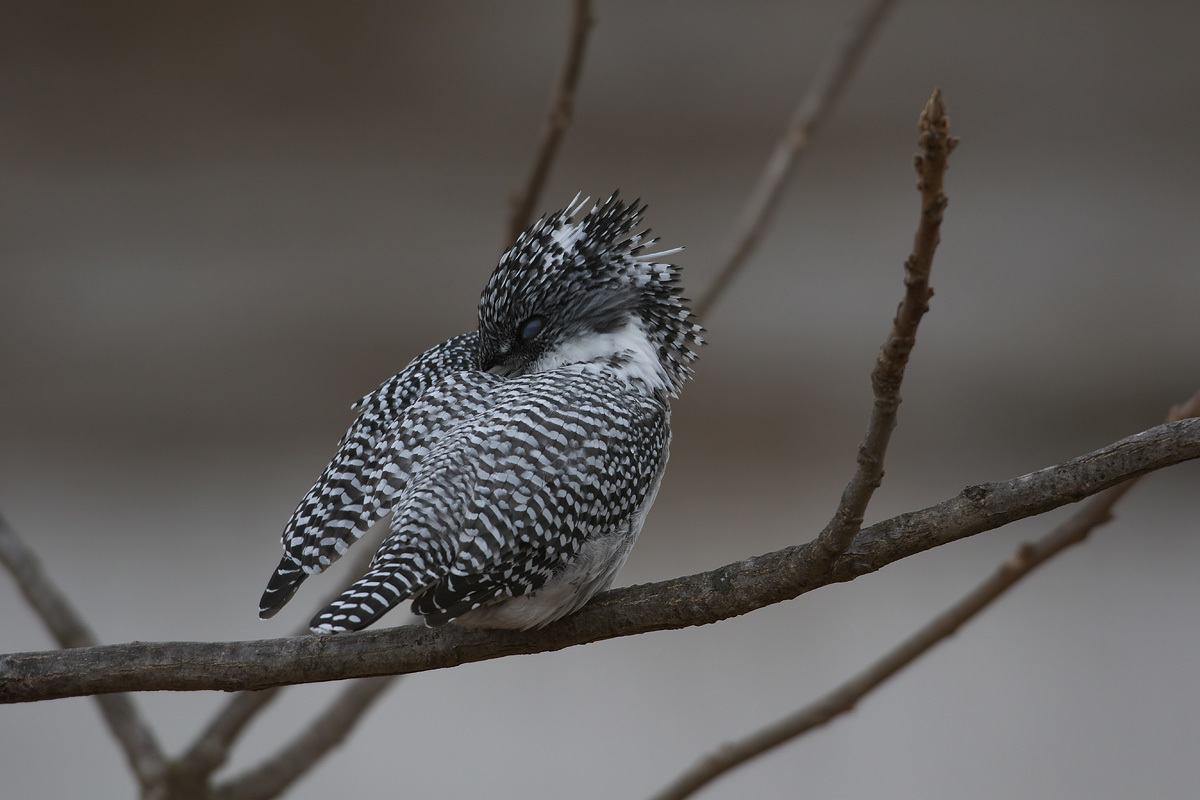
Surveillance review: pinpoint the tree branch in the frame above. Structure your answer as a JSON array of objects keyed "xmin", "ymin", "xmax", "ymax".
[
  {"xmin": 177, "ymin": 688, "xmax": 281, "ymax": 782},
  {"xmin": 177, "ymin": 528, "xmax": 389, "ymax": 781},
  {"xmin": 215, "ymin": 677, "xmax": 396, "ymax": 800},
  {"xmin": 695, "ymin": 0, "xmax": 897, "ymax": 318},
  {"xmin": 650, "ymin": 389, "xmax": 1200, "ymax": 800},
  {"xmin": 3, "ymin": 416, "xmax": 1198, "ymax": 703},
  {"xmin": 814, "ymin": 87, "xmax": 957, "ymax": 566},
  {"xmin": 505, "ymin": 0, "xmax": 594, "ymax": 245},
  {"xmin": 0, "ymin": 514, "xmax": 166, "ymax": 788}
]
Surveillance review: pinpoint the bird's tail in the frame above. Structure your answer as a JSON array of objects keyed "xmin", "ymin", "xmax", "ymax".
[{"xmin": 308, "ymin": 554, "xmax": 438, "ymax": 633}]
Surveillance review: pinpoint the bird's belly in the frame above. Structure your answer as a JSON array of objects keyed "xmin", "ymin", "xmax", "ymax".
[
  {"xmin": 452, "ymin": 465, "xmax": 665, "ymax": 630},
  {"xmin": 450, "ymin": 527, "xmax": 636, "ymax": 630}
]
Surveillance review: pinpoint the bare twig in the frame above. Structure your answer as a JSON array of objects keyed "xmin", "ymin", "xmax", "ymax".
[
  {"xmin": 695, "ymin": 0, "xmax": 897, "ymax": 318},
  {"xmin": 814, "ymin": 88, "xmax": 958, "ymax": 565},
  {"xmin": 505, "ymin": 0, "xmax": 594, "ymax": 244},
  {"xmin": 1168, "ymin": 389, "xmax": 1200, "ymax": 425},
  {"xmin": 650, "ymin": 389, "xmax": 1200, "ymax": 800},
  {"xmin": 179, "ymin": 688, "xmax": 282, "ymax": 781},
  {"xmin": 3, "ymin": 415, "xmax": 1198, "ymax": 703},
  {"xmin": 650, "ymin": 87, "xmax": 958, "ymax": 800},
  {"xmin": 179, "ymin": 527, "xmax": 388, "ymax": 780},
  {"xmin": 0, "ymin": 514, "xmax": 166, "ymax": 789},
  {"xmin": 215, "ymin": 676, "xmax": 396, "ymax": 800}
]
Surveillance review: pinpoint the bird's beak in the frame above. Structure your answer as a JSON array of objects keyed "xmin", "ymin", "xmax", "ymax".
[{"xmin": 485, "ymin": 355, "xmax": 523, "ymax": 377}]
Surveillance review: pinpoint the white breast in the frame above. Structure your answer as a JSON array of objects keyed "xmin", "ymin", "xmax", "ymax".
[{"xmin": 533, "ymin": 317, "xmax": 670, "ymax": 396}]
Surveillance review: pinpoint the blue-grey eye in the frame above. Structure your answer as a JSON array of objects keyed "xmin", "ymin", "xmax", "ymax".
[{"xmin": 519, "ymin": 316, "xmax": 544, "ymax": 342}]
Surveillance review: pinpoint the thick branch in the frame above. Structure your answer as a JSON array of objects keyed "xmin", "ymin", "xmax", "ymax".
[
  {"xmin": 0, "ymin": 514, "xmax": 166, "ymax": 787},
  {"xmin": 3, "ymin": 417, "xmax": 1198, "ymax": 703},
  {"xmin": 814, "ymin": 88, "xmax": 957, "ymax": 564},
  {"xmin": 651, "ymin": 389, "xmax": 1200, "ymax": 800},
  {"xmin": 695, "ymin": 0, "xmax": 896, "ymax": 318},
  {"xmin": 505, "ymin": 0, "xmax": 593, "ymax": 244}
]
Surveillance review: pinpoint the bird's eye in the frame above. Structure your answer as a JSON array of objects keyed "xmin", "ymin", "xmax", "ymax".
[{"xmin": 519, "ymin": 316, "xmax": 544, "ymax": 342}]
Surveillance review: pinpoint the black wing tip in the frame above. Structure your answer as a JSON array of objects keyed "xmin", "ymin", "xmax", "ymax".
[
  {"xmin": 257, "ymin": 588, "xmax": 293, "ymax": 619},
  {"xmin": 258, "ymin": 557, "xmax": 306, "ymax": 619}
]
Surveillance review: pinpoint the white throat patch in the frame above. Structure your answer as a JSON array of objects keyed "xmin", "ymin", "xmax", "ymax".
[{"xmin": 533, "ymin": 317, "xmax": 670, "ymax": 395}]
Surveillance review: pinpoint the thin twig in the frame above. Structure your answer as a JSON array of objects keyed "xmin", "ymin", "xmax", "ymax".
[
  {"xmin": 4, "ymin": 415, "xmax": 1198, "ymax": 702},
  {"xmin": 813, "ymin": 88, "xmax": 958, "ymax": 565},
  {"xmin": 0, "ymin": 514, "xmax": 166, "ymax": 789},
  {"xmin": 505, "ymin": 0, "xmax": 594, "ymax": 244},
  {"xmin": 695, "ymin": 0, "xmax": 897, "ymax": 318},
  {"xmin": 215, "ymin": 676, "xmax": 396, "ymax": 800},
  {"xmin": 179, "ymin": 689, "xmax": 282, "ymax": 780},
  {"xmin": 650, "ymin": 389, "xmax": 1200, "ymax": 800},
  {"xmin": 179, "ymin": 526, "xmax": 387, "ymax": 779},
  {"xmin": 1168, "ymin": 389, "xmax": 1200, "ymax": 426}
]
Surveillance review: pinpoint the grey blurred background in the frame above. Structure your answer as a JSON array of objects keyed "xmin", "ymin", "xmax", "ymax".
[{"xmin": 2, "ymin": 1, "xmax": 1198, "ymax": 798}]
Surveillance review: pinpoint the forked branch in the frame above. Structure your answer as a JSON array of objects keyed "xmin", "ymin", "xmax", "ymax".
[
  {"xmin": 214, "ymin": 676, "xmax": 396, "ymax": 800},
  {"xmin": 814, "ymin": 87, "xmax": 958, "ymax": 564},
  {"xmin": 650, "ymin": 389, "xmax": 1200, "ymax": 800},
  {"xmin": 0, "ymin": 515, "xmax": 165, "ymax": 790}
]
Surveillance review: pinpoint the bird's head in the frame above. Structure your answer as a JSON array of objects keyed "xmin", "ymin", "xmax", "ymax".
[{"xmin": 477, "ymin": 194, "xmax": 703, "ymax": 395}]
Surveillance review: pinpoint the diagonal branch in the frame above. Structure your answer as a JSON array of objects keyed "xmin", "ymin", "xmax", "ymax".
[
  {"xmin": 649, "ymin": 388, "xmax": 1200, "ymax": 800},
  {"xmin": 179, "ymin": 527, "xmax": 389, "ymax": 780},
  {"xmin": 3, "ymin": 415, "xmax": 1198, "ymax": 703},
  {"xmin": 178, "ymin": 688, "xmax": 282, "ymax": 781},
  {"xmin": 215, "ymin": 676, "xmax": 396, "ymax": 800},
  {"xmin": 0, "ymin": 514, "xmax": 166, "ymax": 789},
  {"xmin": 695, "ymin": 0, "xmax": 897, "ymax": 318},
  {"xmin": 813, "ymin": 88, "xmax": 958, "ymax": 565},
  {"xmin": 505, "ymin": 0, "xmax": 594, "ymax": 245}
]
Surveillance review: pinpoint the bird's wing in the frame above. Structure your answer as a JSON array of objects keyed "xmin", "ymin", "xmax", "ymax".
[
  {"xmin": 309, "ymin": 371, "xmax": 668, "ymax": 633},
  {"xmin": 258, "ymin": 332, "xmax": 482, "ymax": 618}
]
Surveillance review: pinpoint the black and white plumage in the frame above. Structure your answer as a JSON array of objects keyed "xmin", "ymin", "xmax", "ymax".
[{"xmin": 258, "ymin": 194, "xmax": 702, "ymax": 632}]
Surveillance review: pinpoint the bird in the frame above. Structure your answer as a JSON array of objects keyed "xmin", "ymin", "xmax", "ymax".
[{"xmin": 258, "ymin": 194, "xmax": 703, "ymax": 633}]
